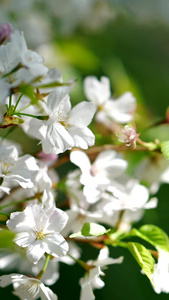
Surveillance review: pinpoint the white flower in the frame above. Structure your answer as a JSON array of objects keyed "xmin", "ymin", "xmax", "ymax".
[
  {"xmin": 102, "ymin": 179, "xmax": 151, "ymax": 211},
  {"xmin": 0, "ymin": 145, "xmax": 39, "ymax": 188},
  {"xmin": 0, "ymin": 273, "xmax": 58, "ymax": 300},
  {"xmin": 79, "ymin": 247, "xmax": 123, "ymax": 300},
  {"xmin": 7, "ymin": 203, "xmax": 69, "ymax": 263},
  {"xmin": 27, "ymin": 87, "xmax": 96, "ymax": 154},
  {"xmin": 0, "ymin": 30, "xmax": 47, "ymax": 76},
  {"xmin": 0, "ymin": 30, "xmax": 48, "ymax": 94},
  {"xmin": 0, "ymin": 248, "xmax": 59, "ymax": 287},
  {"xmin": 84, "ymin": 76, "xmax": 136, "ymax": 125},
  {"xmin": 95, "ymin": 177, "xmax": 157, "ymax": 230},
  {"xmin": 70, "ymin": 149, "xmax": 128, "ymax": 203},
  {"xmin": 151, "ymin": 250, "xmax": 169, "ymax": 294},
  {"xmin": 84, "ymin": 76, "xmax": 111, "ymax": 107}
]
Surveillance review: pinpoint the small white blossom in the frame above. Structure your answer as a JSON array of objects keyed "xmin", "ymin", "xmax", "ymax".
[
  {"xmin": 151, "ymin": 250, "xmax": 169, "ymax": 294},
  {"xmin": 95, "ymin": 177, "xmax": 158, "ymax": 230},
  {"xmin": 79, "ymin": 247, "xmax": 123, "ymax": 300},
  {"xmin": 0, "ymin": 247, "xmax": 59, "ymax": 287},
  {"xmin": 0, "ymin": 30, "xmax": 47, "ymax": 76},
  {"xmin": 70, "ymin": 149, "xmax": 128, "ymax": 203},
  {"xmin": 84, "ymin": 76, "xmax": 136, "ymax": 125},
  {"xmin": 0, "ymin": 145, "xmax": 39, "ymax": 189},
  {"xmin": 0, "ymin": 30, "xmax": 48, "ymax": 95},
  {"xmin": 7, "ymin": 203, "xmax": 69, "ymax": 263},
  {"xmin": 0, "ymin": 273, "xmax": 58, "ymax": 300},
  {"xmin": 27, "ymin": 87, "xmax": 96, "ymax": 154}
]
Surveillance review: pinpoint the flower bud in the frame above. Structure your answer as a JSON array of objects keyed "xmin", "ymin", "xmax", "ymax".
[
  {"xmin": 37, "ymin": 150, "xmax": 58, "ymax": 163},
  {"xmin": 116, "ymin": 123, "xmax": 140, "ymax": 148},
  {"xmin": 0, "ymin": 23, "xmax": 13, "ymax": 44}
]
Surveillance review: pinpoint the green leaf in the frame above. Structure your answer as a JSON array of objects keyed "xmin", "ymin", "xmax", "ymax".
[
  {"xmin": 129, "ymin": 225, "xmax": 169, "ymax": 252},
  {"xmin": 138, "ymin": 225, "xmax": 169, "ymax": 252},
  {"xmin": 128, "ymin": 242, "xmax": 155, "ymax": 283},
  {"xmin": 70, "ymin": 222, "xmax": 110, "ymax": 238},
  {"xmin": 161, "ymin": 140, "xmax": 169, "ymax": 160},
  {"xmin": 35, "ymin": 80, "xmax": 74, "ymax": 89},
  {"xmin": 0, "ymin": 230, "xmax": 16, "ymax": 249}
]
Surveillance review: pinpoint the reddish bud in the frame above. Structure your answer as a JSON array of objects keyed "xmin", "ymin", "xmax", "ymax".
[{"xmin": 0, "ymin": 23, "xmax": 13, "ymax": 44}]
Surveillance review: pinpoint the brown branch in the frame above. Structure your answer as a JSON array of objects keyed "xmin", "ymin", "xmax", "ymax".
[{"xmin": 49, "ymin": 144, "xmax": 151, "ymax": 170}]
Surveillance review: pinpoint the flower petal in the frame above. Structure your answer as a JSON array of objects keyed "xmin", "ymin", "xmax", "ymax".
[
  {"xmin": 68, "ymin": 127, "xmax": 95, "ymax": 149},
  {"xmin": 26, "ymin": 240, "xmax": 47, "ymax": 263},
  {"xmin": 46, "ymin": 208, "xmax": 68, "ymax": 233},
  {"xmin": 69, "ymin": 101, "xmax": 96, "ymax": 127},
  {"xmin": 45, "ymin": 233, "xmax": 69, "ymax": 258},
  {"xmin": 84, "ymin": 76, "xmax": 111, "ymax": 105},
  {"xmin": 46, "ymin": 87, "xmax": 70, "ymax": 112}
]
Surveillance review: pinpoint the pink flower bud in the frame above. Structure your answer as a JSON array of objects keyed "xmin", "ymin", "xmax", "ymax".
[
  {"xmin": 0, "ymin": 23, "xmax": 13, "ymax": 44},
  {"xmin": 37, "ymin": 150, "xmax": 58, "ymax": 164},
  {"xmin": 116, "ymin": 123, "xmax": 140, "ymax": 148}
]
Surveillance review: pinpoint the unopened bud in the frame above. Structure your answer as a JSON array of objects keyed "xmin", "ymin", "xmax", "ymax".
[
  {"xmin": 116, "ymin": 123, "xmax": 140, "ymax": 148},
  {"xmin": 0, "ymin": 23, "xmax": 13, "ymax": 44},
  {"xmin": 37, "ymin": 150, "xmax": 58, "ymax": 164}
]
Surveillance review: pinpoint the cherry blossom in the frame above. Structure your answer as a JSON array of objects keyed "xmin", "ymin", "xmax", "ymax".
[
  {"xmin": 7, "ymin": 203, "xmax": 69, "ymax": 263},
  {"xmin": 79, "ymin": 247, "xmax": 123, "ymax": 300},
  {"xmin": 151, "ymin": 250, "xmax": 169, "ymax": 293},
  {"xmin": 70, "ymin": 149, "xmax": 128, "ymax": 203},
  {"xmin": 0, "ymin": 145, "xmax": 39, "ymax": 189},
  {"xmin": 84, "ymin": 76, "xmax": 136, "ymax": 125},
  {"xmin": 0, "ymin": 273, "xmax": 58, "ymax": 300},
  {"xmin": 27, "ymin": 87, "xmax": 96, "ymax": 154}
]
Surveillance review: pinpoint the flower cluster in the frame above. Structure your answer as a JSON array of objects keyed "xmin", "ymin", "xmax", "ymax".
[{"xmin": 0, "ymin": 22, "xmax": 169, "ymax": 300}]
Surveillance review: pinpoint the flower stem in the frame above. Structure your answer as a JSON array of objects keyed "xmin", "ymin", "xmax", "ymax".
[
  {"xmin": 14, "ymin": 112, "xmax": 49, "ymax": 120},
  {"xmin": 36, "ymin": 254, "xmax": 51, "ymax": 279},
  {"xmin": 13, "ymin": 94, "xmax": 23, "ymax": 112},
  {"xmin": 9, "ymin": 94, "xmax": 12, "ymax": 109},
  {"xmin": 0, "ymin": 196, "xmax": 37, "ymax": 211},
  {"xmin": 67, "ymin": 253, "xmax": 94, "ymax": 271}
]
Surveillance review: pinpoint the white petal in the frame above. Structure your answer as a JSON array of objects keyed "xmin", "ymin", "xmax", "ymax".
[
  {"xmin": 14, "ymin": 231, "xmax": 35, "ymax": 247},
  {"xmin": 26, "ymin": 240, "xmax": 47, "ymax": 263},
  {"xmin": 42, "ymin": 124, "xmax": 74, "ymax": 154},
  {"xmin": 7, "ymin": 207, "xmax": 36, "ymax": 232},
  {"xmin": 69, "ymin": 101, "xmax": 96, "ymax": 127},
  {"xmin": 144, "ymin": 197, "xmax": 158, "ymax": 209},
  {"xmin": 26, "ymin": 119, "xmax": 47, "ymax": 140},
  {"xmin": 68, "ymin": 127, "xmax": 95, "ymax": 149},
  {"xmin": 46, "ymin": 208, "xmax": 68, "ymax": 233},
  {"xmin": 45, "ymin": 233, "xmax": 69, "ymax": 257},
  {"xmin": 84, "ymin": 76, "xmax": 111, "ymax": 105},
  {"xmin": 70, "ymin": 150, "xmax": 91, "ymax": 173},
  {"xmin": 0, "ymin": 274, "xmax": 23, "ymax": 287},
  {"xmin": 40, "ymin": 284, "xmax": 58, "ymax": 300},
  {"xmin": 80, "ymin": 284, "xmax": 95, "ymax": 300},
  {"xmin": 106, "ymin": 92, "xmax": 136, "ymax": 124},
  {"xmin": 46, "ymin": 87, "xmax": 70, "ymax": 112}
]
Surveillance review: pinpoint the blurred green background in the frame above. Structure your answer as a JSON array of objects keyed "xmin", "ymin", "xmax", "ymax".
[{"xmin": 1, "ymin": 0, "xmax": 169, "ymax": 299}]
